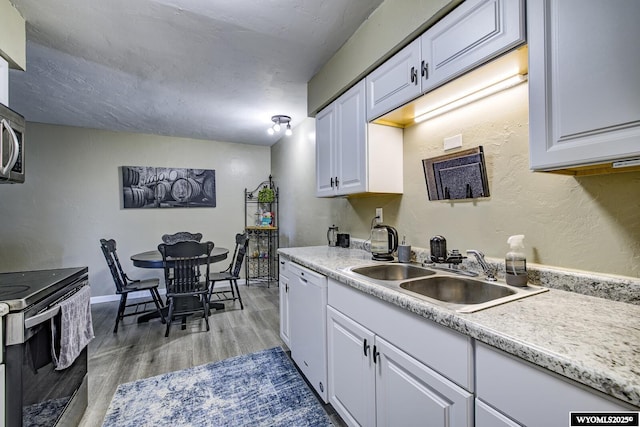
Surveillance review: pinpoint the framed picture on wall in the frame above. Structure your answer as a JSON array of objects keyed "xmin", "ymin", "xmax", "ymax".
[{"xmin": 121, "ymin": 166, "xmax": 216, "ymax": 208}]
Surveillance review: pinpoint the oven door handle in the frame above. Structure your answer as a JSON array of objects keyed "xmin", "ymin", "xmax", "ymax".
[{"xmin": 25, "ymin": 305, "xmax": 61, "ymax": 329}]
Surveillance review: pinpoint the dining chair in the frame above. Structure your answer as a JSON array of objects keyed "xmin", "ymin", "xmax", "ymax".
[
  {"xmin": 99, "ymin": 238, "xmax": 165, "ymax": 333},
  {"xmin": 161, "ymin": 231, "xmax": 203, "ymax": 245},
  {"xmin": 158, "ymin": 240, "xmax": 214, "ymax": 337},
  {"xmin": 209, "ymin": 232, "xmax": 248, "ymax": 310}
]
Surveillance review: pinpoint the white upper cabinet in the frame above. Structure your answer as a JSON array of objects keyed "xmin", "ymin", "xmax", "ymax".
[
  {"xmin": 366, "ymin": 40, "xmax": 422, "ymax": 122},
  {"xmin": 421, "ymin": 0, "xmax": 525, "ymax": 93},
  {"xmin": 366, "ymin": 0, "xmax": 525, "ymax": 121},
  {"xmin": 316, "ymin": 80, "xmax": 403, "ymax": 198},
  {"xmin": 528, "ymin": 0, "xmax": 640, "ymax": 172},
  {"xmin": 315, "ymin": 103, "xmax": 336, "ymax": 197},
  {"xmin": 335, "ymin": 81, "xmax": 368, "ymax": 195}
]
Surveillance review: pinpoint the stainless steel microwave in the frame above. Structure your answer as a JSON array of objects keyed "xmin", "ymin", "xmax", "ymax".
[{"xmin": 0, "ymin": 103, "xmax": 25, "ymax": 183}]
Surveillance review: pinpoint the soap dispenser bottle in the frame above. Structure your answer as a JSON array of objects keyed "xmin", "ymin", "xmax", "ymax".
[{"xmin": 506, "ymin": 235, "xmax": 528, "ymax": 287}]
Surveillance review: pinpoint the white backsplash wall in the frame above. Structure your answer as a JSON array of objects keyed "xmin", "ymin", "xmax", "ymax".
[
  {"xmin": 271, "ymin": 83, "xmax": 640, "ymax": 278},
  {"xmin": 0, "ymin": 123, "xmax": 271, "ymax": 297}
]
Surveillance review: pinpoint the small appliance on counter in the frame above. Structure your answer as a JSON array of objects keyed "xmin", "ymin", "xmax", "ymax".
[
  {"xmin": 430, "ymin": 235, "xmax": 448, "ymax": 263},
  {"xmin": 371, "ymin": 224, "xmax": 398, "ymax": 260},
  {"xmin": 337, "ymin": 233, "xmax": 350, "ymax": 248},
  {"xmin": 327, "ymin": 225, "xmax": 339, "ymax": 247}
]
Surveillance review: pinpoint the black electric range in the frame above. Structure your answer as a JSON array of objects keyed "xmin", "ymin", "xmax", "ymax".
[
  {"xmin": 0, "ymin": 267, "xmax": 88, "ymax": 311},
  {"xmin": 1, "ymin": 266, "xmax": 90, "ymax": 427}
]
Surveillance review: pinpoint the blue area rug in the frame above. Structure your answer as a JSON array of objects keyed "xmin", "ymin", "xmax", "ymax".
[{"xmin": 102, "ymin": 347, "xmax": 332, "ymax": 426}]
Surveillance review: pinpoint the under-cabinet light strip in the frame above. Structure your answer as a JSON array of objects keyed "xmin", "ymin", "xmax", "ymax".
[{"xmin": 414, "ymin": 74, "xmax": 528, "ymax": 123}]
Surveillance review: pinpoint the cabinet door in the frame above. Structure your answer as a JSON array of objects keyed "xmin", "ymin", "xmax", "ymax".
[
  {"xmin": 366, "ymin": 40, "xmax": 422, "ymax": 121},
  {"xmin": 476, "ymin": 342, "xmax": 632, "ymax": 426},
  {"xmin": 327, "ymin": 306, "xmax": 376, "ymax": 427},
  {"xmin": 375, "ymin": 336, "xmax": 473, "ymax": 427},
  {"xmin": 528, "ymin": 0, "xmax": 640, "ymax": 170},
  {"xmin": 315, "ymin": 102, "xmax": 336, "ymax": 197},
  {"xmin": 278, "ymin": 273, "xmax": 290, "ymax": 346},
  {"xmin": 476, "ymin": 399, "xmax": 522, "ymax": 427},
  {"xmin": 421, "ymin": 0, "xmax": 525, "ymax": 93},
  {"xmin": 336, "ymin": 80, "xmax": 367, "ymax": 195}
]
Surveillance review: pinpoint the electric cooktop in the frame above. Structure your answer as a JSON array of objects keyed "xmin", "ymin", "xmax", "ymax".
[{"xmin": 0, "ymin": 267, "xmax": 88, "ymax": 311}]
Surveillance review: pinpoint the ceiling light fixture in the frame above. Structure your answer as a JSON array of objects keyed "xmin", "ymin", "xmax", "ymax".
[
  {"xmin": 414, "ymin": 74, "xmax": 528, "ymax": 123},
  {"xmin": 268, "ymin": 115, "xmax": 292, "ymax": 136}
]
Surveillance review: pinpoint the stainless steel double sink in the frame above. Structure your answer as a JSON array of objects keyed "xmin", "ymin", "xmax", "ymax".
[{"xmin": 342, "ymin": 263, "xmax": 548, "ymax": 313}]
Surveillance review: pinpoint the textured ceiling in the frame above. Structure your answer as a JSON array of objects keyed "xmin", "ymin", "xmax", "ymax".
[{"xmin": 8, "ymin": 0, "xmax": 383, "ymax": 146}]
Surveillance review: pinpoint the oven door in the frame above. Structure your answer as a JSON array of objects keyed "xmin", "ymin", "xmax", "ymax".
[{"xmin": 5, "ymin": 306, "xmax": 88, "ymax": 427}]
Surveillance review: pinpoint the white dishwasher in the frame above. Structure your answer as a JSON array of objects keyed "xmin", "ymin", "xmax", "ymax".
[{"xmin": 288, "ymin": 262, "xmax": 328, "ymax": 403}]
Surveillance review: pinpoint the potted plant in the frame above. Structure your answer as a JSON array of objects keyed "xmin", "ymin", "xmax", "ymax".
[{"xmin": 258, "ymin": 186, "xmax": 275, "ymax": 203}]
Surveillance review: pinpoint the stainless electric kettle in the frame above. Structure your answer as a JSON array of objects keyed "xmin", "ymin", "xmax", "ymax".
[{"xmin": 371, "ymin": 224, "xmax": 398, "ymax": 260}]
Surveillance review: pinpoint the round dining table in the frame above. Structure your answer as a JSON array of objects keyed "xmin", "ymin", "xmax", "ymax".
[
  {"xmin": 130, "ymin": 246, "xmax": 229, "ymax": 322},
  {"xmin": 130, "ymin": 246, "xmax": 229, "ymax": 268}
]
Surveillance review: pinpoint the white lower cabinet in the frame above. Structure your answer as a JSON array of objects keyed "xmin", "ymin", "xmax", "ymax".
[
  {"xmin": 475, "ymin": 399, "xmax": 522, "ymax": 427},
  {"xmin": 278, "ymin": 259, "xmax": 290, "ymax": 346},
  {"xmin": 327, "ymin": 306, "xmax": 376, "ymax": 427},
  {"xmin": 375, "ymin": 336, "xmax": 473, "ymax": 427},
  {"xmin": 476, "ymin": 342, "xmax": 634, "ymax": 426},
  {"xmin": 327, "ymin": 279, "xmax": 473, "ymax": 427}
]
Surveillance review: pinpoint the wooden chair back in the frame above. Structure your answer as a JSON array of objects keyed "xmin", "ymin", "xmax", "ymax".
[
  {"xmin": 100, "ymin": 238, "xmax": 128, "ymax": 293},
  {"xmin": 158, "ymin": 240, "xmax": 213, "ymax": 296},
  {"xmin": 161, "ymin": 231, "xmax": 203, "ymax": 245},
  {"xmin": 230, "ymin": 233, "xmax": 249, "ymax": 278}
]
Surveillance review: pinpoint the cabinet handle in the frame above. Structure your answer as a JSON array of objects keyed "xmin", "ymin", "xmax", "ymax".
[
  {"xmin": 335, "ymin": 177, "xmax": 339, "ymax": 188},
  {"xmin": 330, "ymin": 177, "xmax": 334, "ymax": 188},
  {"xmin": 373, "ymin": 345, "xmax": 380, "ymax": 363},
  {"xmin": 363, "ymin": 339, "xmax": 370, "ymax": 356},
  {"xmin": 285, "ymin": 283, "xmax": 288, "ymax": 292},
  {"xmin": 422, "ymin": 61, "xmax": 429, "ymax": 80},
  {"xmin": 410, "ymin": 66, "xmax": 418, "ymax": 84}
]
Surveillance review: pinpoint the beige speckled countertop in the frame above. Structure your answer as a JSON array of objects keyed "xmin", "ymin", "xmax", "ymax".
[{"xmin": 278, "ymin": 245, "xmax": 640, "ymax": 408}]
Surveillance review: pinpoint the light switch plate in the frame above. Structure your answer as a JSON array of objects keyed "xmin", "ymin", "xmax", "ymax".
[{"xmin": 444, "ymin": 134, "xmax": 463, "ymax": 151}]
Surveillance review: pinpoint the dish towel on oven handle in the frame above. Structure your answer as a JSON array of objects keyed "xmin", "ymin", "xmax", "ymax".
[{"xmin": 51, "ymin": 285, "xmax": 95, "ymax": 370}]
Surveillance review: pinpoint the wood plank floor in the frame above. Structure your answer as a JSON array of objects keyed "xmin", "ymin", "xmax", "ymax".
[{"xmin": 79, "ymin": 284, "xmax": 344, "ymax": 427}]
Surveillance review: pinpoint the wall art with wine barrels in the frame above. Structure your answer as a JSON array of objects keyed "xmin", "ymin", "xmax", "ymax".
[{"xmin": 121, "ymin": 166, "xmax": 216, "ymax": 208}]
